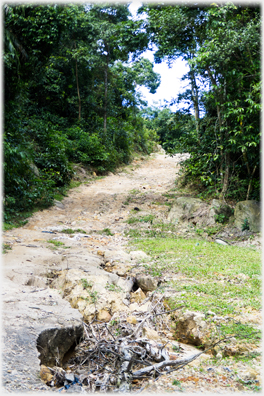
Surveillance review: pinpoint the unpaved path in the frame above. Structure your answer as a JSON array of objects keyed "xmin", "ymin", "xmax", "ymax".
[
  {"xmin": 2, "ymin": 151, "xmax": 184, "ymax": 392},
  {"xmin": 2, "ymin": 151, "xmax": 261, "ymax": 393}
]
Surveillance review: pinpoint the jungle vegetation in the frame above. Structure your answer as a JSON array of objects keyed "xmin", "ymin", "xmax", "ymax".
[{"xmin": 4, "ymin": 2, "xmax": 260, "ymax": 225}]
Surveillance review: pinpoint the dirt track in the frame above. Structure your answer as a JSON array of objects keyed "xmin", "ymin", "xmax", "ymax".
[
  {"xmin": 2, "ymin": 150, "xmax": 261, "ymax": 393},
  {"xmin": 2, "ymin": 151, "xmax": 184, "ymax": 392}
]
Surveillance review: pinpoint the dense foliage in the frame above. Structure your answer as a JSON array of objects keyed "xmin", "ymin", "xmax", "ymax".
[
  {"xmin": 141, "ymin": 3, "xmax": 261, "ymax": 201},
  {"xmin": 4, "ymin": 3, "xmax": 261, "ymax": 225},
  {"xmin": 4, "ymin": 3, "xmax": 160, "ymax": 223}
]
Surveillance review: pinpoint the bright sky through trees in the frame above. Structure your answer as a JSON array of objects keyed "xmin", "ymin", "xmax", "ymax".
[{"xmin": 129, "ymin": 1, "xmax": 189, "ymax": 111}]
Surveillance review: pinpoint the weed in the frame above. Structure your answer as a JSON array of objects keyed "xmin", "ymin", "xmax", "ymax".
[
  {"xmin": 3, "ymin": 210, "xmax": 33, "ymax": 230},
  {"xmin": 81, "ymin": 278, "xmax": 93, "ymax": 289},
  {"xmin": 129, "ymin": 189, "xmax": 141, "ymax": 195},
  {"xmin": 61, "ymin": 228, "xmax": 86, "ymax": 234},
  {"xmin": 105, "ymin": 283, "xmax": 123, "ymax": 292},
  {"xmin": 219, "ymin": 322, "xmax": 261, "ymax": 343},
  {"xmin": 115, "ymin": 328, "xmax": 122, "ymax": 336},
  {"xmin": 195, "ymin": 228, "xmax": 203, "ymax": 236},
  {"xmin": 124, "ymin": 229, "xmax": 142, "ymax": 238},
  {"xmin": 123, "ymin": 189, "xmax": 141, "ymax": 205},
  {"xmin": 47, "ymin": 239, "xmax": 65, "ymax": 247},
  {"xmin": 88, "ymin": 291, "xmax": 98, "ymax": 304},
  {"xmin": 172, "ymin": 344, "xmax": 181, "ymax": 353},
  {"xmin": 162, "ymin": 193, "xmax": 177, "ymax": 199},
  {"xmin": 245, "ymin": 384, "xmax": 261, "ymax": 392},
  {"xmin": 172, "ymin": 380, "xmax": 181, "ymax": 386},
  {"xmin": 172, "ymin": 379, "xmax": 185, "ymax": 391},
  {"xmin": 109, "ymin": 319, "xmax": 119, "ymax": 326},
  {"xmin": 100, "ymin": 228, "xmax": 114, "ymax": 236},
  {"xmin": 242, "ymin": 218, "xmax": 250, "ymax": 231},
  {"xmin": 126, "ymin": 215, "xmax": 155, "ymax": 224},
  {"xmin": 205, "ymin": 225, "xmax": 222, "ymax": 235},
  {"xmin": 69, "ymin": 180, "xmax": 82, "ymax": 189},
  {"xmin": 215, "ymin": 213, "xmax": 228, "ymax": 224},
  {"xmin": 129, "ymin": 237, "xmax": 261, "ymax": 336},
  {"xmin": 61, "ymin": 228, "xmax": 75, "ymax": 234},
  {"xmin": 143, "ymin": 264, "xmax": 162, "ymax": 277},
  {"xmin": 2, "ymin": 243, "xmax": 12, "ymax": 254},
  {"xmin": 232, "ymin": 351, "xmax": 261, "ymax": 363}
]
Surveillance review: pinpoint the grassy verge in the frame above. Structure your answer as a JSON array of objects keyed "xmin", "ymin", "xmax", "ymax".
[{"xmin": 128, "ymin": 235, "xmax": 261, "ymax": 350}]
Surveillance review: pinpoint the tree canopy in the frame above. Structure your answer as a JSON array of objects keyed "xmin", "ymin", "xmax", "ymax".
[
  {"xmin": 140, "ymin": 2, "xmax": 260, "ymax": 201},
  {"xmin": 4, "ymin": 3, "xmax": 160, "ymax": 223},
  {"xmin": 4, "ymin": 2, "xmax": 261, "ymax": 225}
]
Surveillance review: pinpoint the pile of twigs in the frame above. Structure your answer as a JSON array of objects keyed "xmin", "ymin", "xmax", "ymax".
[
  {"xmin": 40, "ymin": 293, "xmax": 243, "ymax": 392},
  {"xmin": 58, "ymin": 294, "xmax": 200, "ymax": 392}
]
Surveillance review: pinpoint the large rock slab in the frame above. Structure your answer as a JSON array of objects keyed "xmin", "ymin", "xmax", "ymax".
[
  {"xmin": 168, "ymin": 197, "xmax": 204, "ymax": 223},
  {"xmin": 234, "ymin": 200, "xmax": 261, "ymax": 232},
  {"xmin": 104, "ymin": 249, "xmax": 131, "ymax": 263},
  {"xmin": 173, "ymin": 310, "xmax": 217, "ymax": 348},
  {"xmin": 168, "ymin": 197, "xmax": 210, "ymax": 226},
  {"xmin": 51, "ymin": 269, "xmax": 130, "ymax": 321},
  {"xmin": 37, "ymin": 325, "xmax": 83, "ymax": 366},
  {"xmin": 136, "ymin": 275, "xmax": 158, "ymax": 292}
]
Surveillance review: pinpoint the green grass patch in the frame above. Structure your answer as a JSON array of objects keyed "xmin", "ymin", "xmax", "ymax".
[
  {"xmin": 124, "ymin": 229, "xmax": 142, "ymax": 238},
  {"xmin": 152, "ymin": 222, "xmax": 177, "ymax": 232},
  {"xmin": 129, "ymin": 237, "xmax": 261, "ymax": 319},
  {"xmin": 69, "ymin": 180, "xmax": 82, "ymax": 189},
  {"xmin": 162, "ymin": 193, "xmax": 178, "ymax": 199},
  {"xmin": 98, "ymin": 228, "xmax": 114, "ymax": 236},
  {"xmin": 126, "ymin": 214, "xmax": 155, "ymax": 224},
  {"xmin": 3, "ymin": 209, "xmax": 35, "ymax": 230},
  {"xmin": 123, "ymin": 189, "xmax": 141, "ymax": 205},
  {"xmin": 47, "ymin": 239, "xmax": 65, "ymax": 247},
  {"xmin": 129, "ymin": 189, "xmax": 141, "ymax": 195},
  {"xmin": 2, "ymin": 243, "xmax": 12, "ymax": 254},
  {"xmin": 61, "ymin": 228, "xmax": 87, "ymax": 234},
  {"xmin": 219, "ymin": 322, "xmax": 261, "ymax": 342}
]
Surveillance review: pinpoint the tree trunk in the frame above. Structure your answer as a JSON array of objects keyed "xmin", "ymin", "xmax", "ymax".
[
  {"xmin": 103, "ymin": 44, "xmax": 109, "ymax": 135},
  {"xmin": 219, "ymin": 152, "xmax": 230, "ymax": 200},
  {"xmin": 74, "ymin": 41, "xmax": 81, "ymax": 121},
  {"xmin": 103, "ymin": 65, "xmax": 108, "ymax": 134},
  {"xmin": 246, "ymin": 165, "xmax": 257, "ymax": 200},
  {"xmin": 189, "ymin": 67, "xmax": 200, "ymax": 140}
]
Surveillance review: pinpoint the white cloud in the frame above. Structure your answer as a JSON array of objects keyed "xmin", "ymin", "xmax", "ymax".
[{"xmin": 139, "ymin": 52, "xmax": 190, "ymax": 111}]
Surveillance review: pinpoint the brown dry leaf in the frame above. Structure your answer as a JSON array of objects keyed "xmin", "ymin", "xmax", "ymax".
[
  {"xmin": 180, "ymin": 376, "xmax": 199, "ymax": 383},
  {"xmin": 40, "ymin": 365, "xmax": 53, "ymax": 383}
]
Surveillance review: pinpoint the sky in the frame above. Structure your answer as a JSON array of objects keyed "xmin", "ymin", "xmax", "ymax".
[{"xmin": 128, "ymin": 1, "xmax": 190, "ymax": 111}]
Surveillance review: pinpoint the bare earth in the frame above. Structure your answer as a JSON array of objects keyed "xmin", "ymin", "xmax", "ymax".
[{"xmin": 2, "ymin": 151, "xmax": 261, "ymax": 393}]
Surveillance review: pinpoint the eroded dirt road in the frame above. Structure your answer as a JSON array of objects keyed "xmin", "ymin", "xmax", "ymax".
[
  {"xmin": 2, "ymin": 151, "xmax": 185, "ymax": 392},
  {"xmin": 2, "ymin": 150, "xmax": 261, "ymax": 394}
]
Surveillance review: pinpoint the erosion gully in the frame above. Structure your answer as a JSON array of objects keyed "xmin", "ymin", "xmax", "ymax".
[
  {"xmin": 2, "ymin": 150, "xmax": 261, "ymax": 393},
  {"xmin": 2, "ymin": 151, "xmax": 185, "ymax": 392}
]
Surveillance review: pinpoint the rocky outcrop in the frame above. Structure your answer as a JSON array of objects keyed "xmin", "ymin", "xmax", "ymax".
[
  {"xmin": 37, "ymin": 325, "xmax": 83, "ymax": 366},
  {"xmin": 234, "ymin": 200, "xmax": 261, "ymax": 232},
  {"xmin": 136, "ymin": 275, "xmax": 158, "ymax": 292},
  {"xmin": 168, "ymin": 197, "xmax": 206, "ymax": 225},
  {"xmin": 51, "ymin": 269, "xmax": 131, "ymax": 322},
  {"xmin": 168, "ymin": 196, "xmax": 262, "ymax": 232},
  {"xmin": 173, "ymin": 310, "xmax": 218, "ymax": 348},
  {"xmin": 51, "ymin": 269, "xmax": 159, "ymax": 322},
  {"xmin": 209, "ymin": 199, "xmax": 233, "ymax": 224}
]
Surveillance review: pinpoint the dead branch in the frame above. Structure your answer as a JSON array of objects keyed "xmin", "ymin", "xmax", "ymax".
[{"xmin": 132, "ymin": 353, "xmax": 202, "ymax": 378}]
